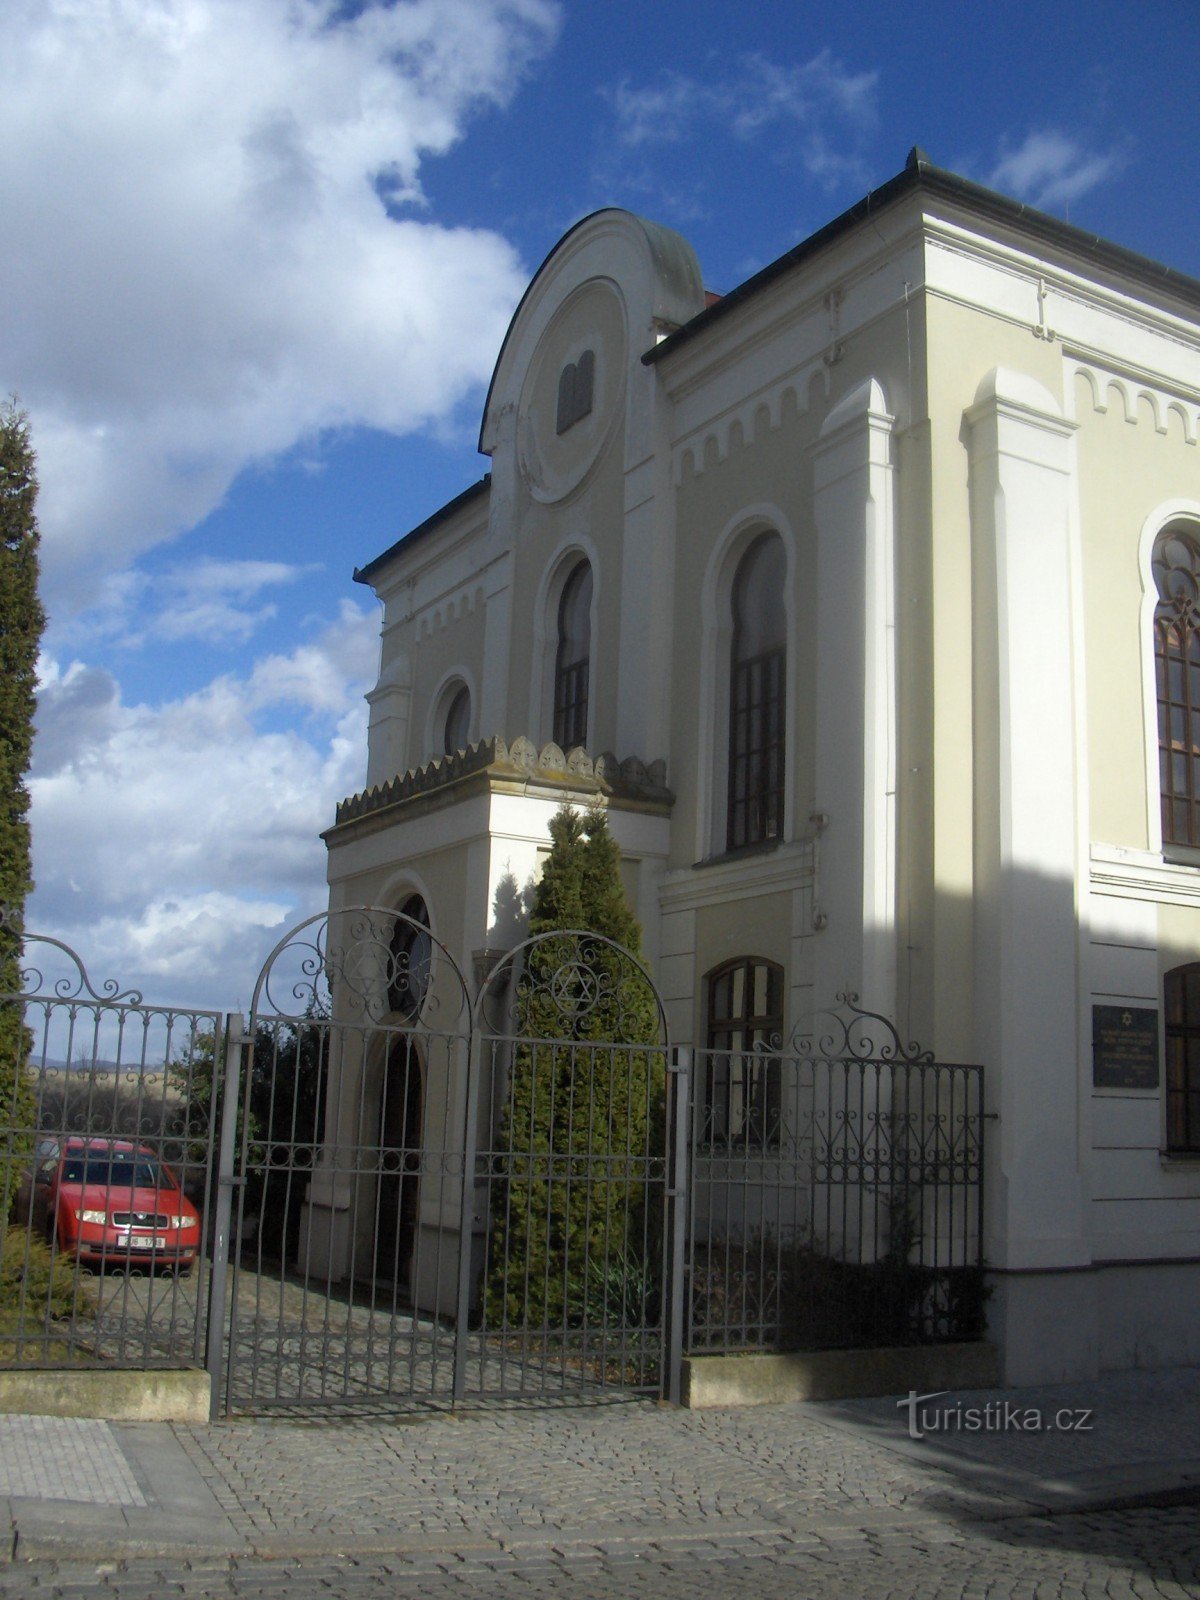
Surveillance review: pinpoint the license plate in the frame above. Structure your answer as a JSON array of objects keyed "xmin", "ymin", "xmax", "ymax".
[{"xmin": 117, "ymin": 1234, "xmax": 166, "ymax": 1250}]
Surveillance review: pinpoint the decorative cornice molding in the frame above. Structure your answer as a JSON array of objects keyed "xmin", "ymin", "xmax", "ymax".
[
  {"xmin": 1090, "ymin": 842, "xmax": 1200, "ymax": 907},
  {"xmin": 1068, "ymin": 358, "xmax": 1199, "ymax": 445},
  {"xmin": 672, "ymin": 362, "xmax": 829, "ymax": 485},
  {"xmin": 333, "ymin": 736, "xmax": 673, "ymax": 830}
]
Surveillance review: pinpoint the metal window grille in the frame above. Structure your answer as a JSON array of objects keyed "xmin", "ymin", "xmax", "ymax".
[
  {"xmin": 727, "ymin": 648, "xmax": 785, "ymax": 849},
  {"xmin": 1165, "ymin": 963, "xmax": 1200, "ymax": 1154},
  {"xmin": 1154, "ymin": 530, "xmax": 1200, "ymax": 846},
  {"xmin": 703, "ymin": 958, "xmax": 783, "ymax": 1146},
  {"xmin": 553, "ymin": 562, "xmax": 591, "ymax": 751}
]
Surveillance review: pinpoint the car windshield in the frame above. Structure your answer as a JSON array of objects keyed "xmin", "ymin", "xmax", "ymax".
[{"xmin": 61, "ymin": 1156, "xmax": 174, "ymax": 1190}]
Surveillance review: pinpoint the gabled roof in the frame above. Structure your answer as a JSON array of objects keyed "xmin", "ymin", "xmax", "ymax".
[{"xmin": 643, "ymin": 148, "xmax": 1200, "ymax": 368}]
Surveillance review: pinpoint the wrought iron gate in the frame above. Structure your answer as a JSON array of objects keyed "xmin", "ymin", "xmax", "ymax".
[
  {"xmin": 213, "ymin": 911, "xmax": 673, "ymax": 1414},
  {"xmin": 2, "ymin": 914, "xmax": 984, "ymax": 1418}
]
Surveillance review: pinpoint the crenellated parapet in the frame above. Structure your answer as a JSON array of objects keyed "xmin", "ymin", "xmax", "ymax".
[{"xmin": 332, "ymin": 736, "xmax": 673, "ymax": 831}]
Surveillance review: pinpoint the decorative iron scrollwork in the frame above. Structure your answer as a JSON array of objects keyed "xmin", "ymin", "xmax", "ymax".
[
  {"xmin": 475, "ymin": 929, "xmax": 669, "ymax": 1046},
  {"xmin": 788, "ymin": 992, "xmax": 935, "ymax": 1065},
  {"xmin": 248, "ymin": 906, "xmax": 470, "ymax": 1027},
  {"xmin": 0, "ymin": 910, "xmax": 144, "ymax": 1005}
]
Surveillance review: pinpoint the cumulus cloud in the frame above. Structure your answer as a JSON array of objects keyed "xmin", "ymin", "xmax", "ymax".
[
  {"xmin": 989, "ymin": 130, "xmax": 1127, "ymax": 212},
  {"xmin": 608, "ymin": 50, "xmax": 878, "ymax": 187},
  {"xmin": 29, "ymin": 600, "xmax": 378, "ymax": 1006},
  {"xmin": 1, "ymin": 0, "xmax": 560, "ymax": 608}
]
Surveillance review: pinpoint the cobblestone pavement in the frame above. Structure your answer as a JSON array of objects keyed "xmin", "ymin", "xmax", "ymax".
[
  {"xmin": 0, "ymin": 1504, "xmax": 1198, "ymax": 1599},
  {"xmin": 3, "ymin": 1370, "xmax": 1199, "ymax": 1596}
]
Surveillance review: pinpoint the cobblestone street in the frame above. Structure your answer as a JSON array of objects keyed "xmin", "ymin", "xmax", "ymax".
[
  {"xmin": 3, "ymin": 1371, "xmax": 1199, "ymax": 1599},
  {"xmin": 2, "ymin": 1503, "xmax": 1199, "ymax": 1599}
]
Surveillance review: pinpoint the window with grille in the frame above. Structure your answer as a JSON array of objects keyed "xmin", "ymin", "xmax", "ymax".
[
  {"xmin": 1165, "ymin": 964, "xmax": 1200, "ymax": 1154},
  {"xmin": 1153, "ymin": 528, "xmax": 1200, "ymax": 848},
  {"xmin": 703, "ymin": 957, "xmax": 784, "ymax": 1147},
  {"xmin": 554, "ymin": 560, "xmax": 592, "ymax": 750},
  {"xmin": 727, "ymin": 534, "xmax": 786, "ymax": 850}
]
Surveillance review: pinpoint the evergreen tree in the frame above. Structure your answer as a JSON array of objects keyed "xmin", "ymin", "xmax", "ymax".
[
  {"xmin": 487, "ymin": 803, "xmax": 665, "ymax": 1332},
  {"xmin": 0, "ymin": 402, "xmax": 44, "ymax": 1210}
]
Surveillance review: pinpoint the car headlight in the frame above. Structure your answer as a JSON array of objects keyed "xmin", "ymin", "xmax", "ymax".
[{"xmin": 80, "ymin": 1209, "xmax": 108, "ymax": 1225}]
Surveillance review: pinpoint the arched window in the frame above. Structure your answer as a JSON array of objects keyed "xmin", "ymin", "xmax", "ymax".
[
  {"xmin": 442, "ymin": 683, "xmax": 471, "ymax": 756},
  {"xmin": 727, "ymin": 534, "xmax": 787, "ymax": 850},
  {"xmin": 703, "ymin": 957, "xmax": 784, "ymax": 1147},
  {"xmin": 1153, "ymin": 527, "xmax": 1200, "ymax": 848},
  {"xmin": 1165, "ymin": 963, "xmax": 1200, "ymax": 1154},
  {"xmin": 388, "ymin": 895, "xmax": 431, "ymax": 1020},
  {"xmin": 554, "ymin": 560, "xmax": 592, "ymax": 750}
]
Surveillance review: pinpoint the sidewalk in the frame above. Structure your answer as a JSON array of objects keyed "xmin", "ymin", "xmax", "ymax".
[{"xmin": 2, "ymin": 1369, "xmax": 1199, "ymax": 1567}]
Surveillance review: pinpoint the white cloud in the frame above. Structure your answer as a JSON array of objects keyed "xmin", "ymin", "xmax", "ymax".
[
  {"xmin": 989, "ymin": 130, "xmax": 1127, "ymax": 212},
  {"xmin": 1, "ymin": 0, "xmax": 560, "ymax": 609},
  {"xmin": 28, "ymin": 601, "xmax": 378, "ymax": 1006},
  {"xmin": 608, "ymin": 50, "xmax": 878, "ymax": 187}
]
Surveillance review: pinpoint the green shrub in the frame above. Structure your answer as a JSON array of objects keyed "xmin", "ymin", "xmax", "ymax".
[
  {"xmin": 0, "ymin": 1224, "xmax": 95, "ymax": 1339},
  {"xmin": 486, "ymin": 805, "xmax": 665, "ymax": 1332}
]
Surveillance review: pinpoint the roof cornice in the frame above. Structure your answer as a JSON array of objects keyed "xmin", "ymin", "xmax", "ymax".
[{"xmin": 643, "ymin": 150, "xmax": 1200, "ymax": 367}]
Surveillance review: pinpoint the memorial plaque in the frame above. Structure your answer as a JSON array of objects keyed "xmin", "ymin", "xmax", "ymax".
[{"xmin": 1092, "ymin": 1005, "xmax": 1159, "ymax": 1089}]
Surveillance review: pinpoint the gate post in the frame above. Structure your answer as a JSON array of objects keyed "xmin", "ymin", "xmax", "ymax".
[
  {"xmin": 205, "ymin": 1012, "xmax": 246, "ymax": 1420},
  {"xmin": 663, "ymin": 1045, "xmax": 692, "ymax": 1406}
]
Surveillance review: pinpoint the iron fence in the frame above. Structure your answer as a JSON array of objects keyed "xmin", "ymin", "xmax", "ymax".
[
  {"xmin": 685, "ymin": 1000, "xmax": 986, "ymax": 1355},
  {"xmin": 3, "ymin": 920, "xmax": 988, "ymax": 1414},
  {"xmin": 1, "ymin": 930, "xmax": 225, "ymax": 1371}
]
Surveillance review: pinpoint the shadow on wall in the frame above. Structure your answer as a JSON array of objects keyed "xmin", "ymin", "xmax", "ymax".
[{"xmin": 488, "ymin": 871, "xmax": 536, "ymax": 950}]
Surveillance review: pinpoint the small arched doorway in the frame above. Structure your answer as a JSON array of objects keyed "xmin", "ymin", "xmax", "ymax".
[
  {"xmin": 375, "ymin": 895, "xmax": 432, "ymax": 1287},
  {"xmin": 376, "ymin": 1035, "xmax": 423, "ymax": 1287}
]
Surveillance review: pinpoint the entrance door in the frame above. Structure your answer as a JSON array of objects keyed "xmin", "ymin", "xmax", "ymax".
[{"xmin": 376, "ymin": 1036, "xmax": 422, "ymax": 1288}]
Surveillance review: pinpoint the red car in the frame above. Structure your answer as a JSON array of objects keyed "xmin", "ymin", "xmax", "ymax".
[{"xmin": 35, "ymin": 1138, "xmax": 201, "ymax": 1274}]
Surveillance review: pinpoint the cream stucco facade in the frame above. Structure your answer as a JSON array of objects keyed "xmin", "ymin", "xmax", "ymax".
[{"xmin": 321, "ymin": 151, "xmax": 1200, "ymax": 1385}]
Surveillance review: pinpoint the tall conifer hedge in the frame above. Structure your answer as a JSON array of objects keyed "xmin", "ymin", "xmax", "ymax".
[
  {"xmin": 0, "ymin": 402, "xmax": 44, "ymax": 1201},
  {"xmin": 486, "ymin": 804, "xmax": 665, "ymax": 1331}
]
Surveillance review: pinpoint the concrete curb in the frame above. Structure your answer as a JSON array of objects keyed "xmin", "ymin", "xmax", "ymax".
[
  {"xmin": 682, "ymin": 1343, "xmax": 1001, "ymax": 1406},
  {"xmin": 0, "ymin": 1369, "xmax": 210, "ymax": 1424}
]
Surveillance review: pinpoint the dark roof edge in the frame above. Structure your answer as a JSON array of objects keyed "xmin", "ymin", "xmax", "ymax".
[
  {"xmin": 353, "ymin": 474, "xmax": 491, "ymax": 586},
  {"xmin": 644, "ymin": 152, "xmax": 1200, "ymax": 366}
]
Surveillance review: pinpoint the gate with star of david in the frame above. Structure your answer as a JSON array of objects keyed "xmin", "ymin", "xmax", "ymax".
[{"xmin": 212, "ymin": 912, "xmax": 678, "ymax": 1414}]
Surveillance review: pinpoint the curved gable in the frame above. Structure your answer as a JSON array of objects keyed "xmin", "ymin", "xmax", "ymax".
[{"xmin": 478, "ymin": 209, "xmax": 704, "ymax": 459}]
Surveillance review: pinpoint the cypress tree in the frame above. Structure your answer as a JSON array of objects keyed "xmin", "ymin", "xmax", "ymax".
[
  {"xmin": 0, "ymin": 401, "xmax": 44, "ymax": 1202},
  {"xmin": 487, "ymin": 802, "xmax": 665, "ymax": 1333}
]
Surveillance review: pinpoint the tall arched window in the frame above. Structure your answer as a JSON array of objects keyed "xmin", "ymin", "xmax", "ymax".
[
  {"xmin": 442, "ymin": 683, "xmax": 471, "ymax": 756},
  {"xmin": 1153, "ymin": 527, "xmax": 1200, "ymax": 848},
  {"xmin": 703, "ymin": 957, "xmax": 784, "ymax": 1147},
  {"xmin": 727, "ymin": 534, "xmax": 786, "ymax": 850},
  {"xmin": 1164, "ymin": 963, "xmax": 1200, "ymax": 1153},
  {"xmin": 554, "ymin": 560, "xmax": 592, "ymax": 750}
]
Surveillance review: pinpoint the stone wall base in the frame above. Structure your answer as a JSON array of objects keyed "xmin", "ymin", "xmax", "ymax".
[
  {"xmin": 0, "ymin": 1367, "xmax": 210, "ymax": 1423},
  {"xmin": 682, "ymin": 1343, "xmax": 1001, "ymax": 1407}
]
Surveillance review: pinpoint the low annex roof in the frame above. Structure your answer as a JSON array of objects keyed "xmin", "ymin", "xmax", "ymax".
[{"xmin": 353, "ymin": 473, "xmax": 491, "ymax": 587}]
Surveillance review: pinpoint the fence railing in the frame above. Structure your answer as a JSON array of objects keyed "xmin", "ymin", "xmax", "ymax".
[
  {"xmin": 1, "ymin": 967, "xmax": 226, "ymax": 1371},
  {"xmin": 684, "ymin": 1010, "xmax": 985, "ymax": 1356},
  {"xmin": 3, "ymin": 927, "xmax": 988, "ymax": 1408}
]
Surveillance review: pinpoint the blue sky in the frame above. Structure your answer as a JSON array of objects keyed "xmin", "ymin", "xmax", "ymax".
[{"xmin": 6, "ymin": 0, "xmax": 1198, "ymax": 1007}]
